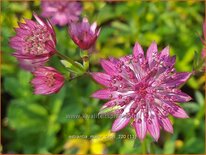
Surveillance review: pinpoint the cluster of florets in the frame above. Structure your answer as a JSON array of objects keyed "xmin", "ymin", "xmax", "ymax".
[
  {"xmin": 9, "ymin": 1, "xmax": 196, "ymax": 142},
  {"xmin": 10, "ymin": 1, "xmax": 100, "ymax": 95}
]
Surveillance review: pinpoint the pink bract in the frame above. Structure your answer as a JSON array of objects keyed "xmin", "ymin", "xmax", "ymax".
[
  {"xmin": 91, "ymin": 42, "xmax": 191, "ymax": 141},
  {"xmin": 41, "ymin": 1, "xmax": 82, "ymax": 26},
  {"xmin": 9, "ymin": 13, "xmax": 56, "ymax": 71},
  {"xmin": 68, "ymin": 18, "xmax": 100, "ymax": 50},
  {"xmin": 31, "ymin": 67, "xmax": 64, "ymax": 95}
]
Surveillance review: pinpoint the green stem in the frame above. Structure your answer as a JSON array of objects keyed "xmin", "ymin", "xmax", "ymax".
[
  {"xmin": 56, "ymin": 51, "xmax": 84, "ymax": 72},
  {"xmin": 141, "ymin": 138, "xmax": 147, "ymax": 154},
  {"xmin": 80, "ymin": 50, "xmax": 89, "ymax": 71}
]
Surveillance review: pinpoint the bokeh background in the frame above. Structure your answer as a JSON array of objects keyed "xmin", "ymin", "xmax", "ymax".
[{"xmin": 1, "ymin": 1, "xmax": 205, "ymax": 154}]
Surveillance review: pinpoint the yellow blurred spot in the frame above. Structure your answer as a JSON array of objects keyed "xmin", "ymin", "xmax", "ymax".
[
  {"xmin": 64, "ymin": 131, "xmax": 114, "ymax": 154},
  {"xmin": 23, "ymin": 10, "xmax": 32, "ymax": 19},
  {"xmin": 197, "ymin": 75, "xmax": 206, "ymax": 86},
  {"xmin": 11, "ymin": 15, "xmax": 19, "ymax": 28},
  {"xmin": 83, "ymin": 3, "xmax": 95, "ymax": 13},
  {"xmin": 175, "ymin": 140, "xmax": 183, "ymax": 149},
  {"xmin": 187, "ymin": 0, "xmax": 196, "ymax": 5},
  {"xmin": 34, "ymin": 0, "xmax": 40, "ymax": 6},
  {"xmin": 77, "ymin": 117, "xmax": 84, "ymax": 124},
  {"xmin": 64, "ymin": 139, "xmax": 90, "ymax": 154},
  {"xmin": 194, "ymin": 119, "xmax": 200, "ymax": 127},
  {"xmin": 91, "ymin": 141, "xmax": 106, "ymax": 154},
  {"xmin": 91, "ymin": 131, "xmax": 115, "ymax": 143},
  {"xmin": 146, "ymin": 14, "xmax": 154, "ymax": 22}
]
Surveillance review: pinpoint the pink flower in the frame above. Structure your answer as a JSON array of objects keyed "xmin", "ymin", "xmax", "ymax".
[
  {"xmin": 91, "ymin": 42, "xmax": 191, "ymax": 141},
  {"xmin": 9, "ymin": 13, "xmax": 56, "ymax": 71},
  {"xmin": 31, "ymin": 67, "xmax": 64, "ymax": 95},
  {"xmin": 68, "ymin": 18, "xmax": 100, "ymax": 50},
  {"xmin": 41, "ymin": 1, "xmax": 82, "ymax": 26}
]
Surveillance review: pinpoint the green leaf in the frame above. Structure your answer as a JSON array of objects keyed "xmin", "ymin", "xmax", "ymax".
[
  {"xmin": 195, "ymin": 91, "xmax": 204, "ymax": 106},
  {"xmin": 60, "ymin": 60, "xmax": 84, "ymax": 75},
  {"xmin": 98, "ymin": 105, "xmax": 121, "ymax": 115},
  {"xmin": 8, "ymin": 100, "xmax": 48, "ymax": 130}
]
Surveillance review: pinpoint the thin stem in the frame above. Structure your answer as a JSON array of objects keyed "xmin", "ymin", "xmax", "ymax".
[
  {"xmin": 80, "ymin": 49, "xmax": 90, "ymax": 71},
  {"xmin": 141, "ymin": 138, "xmax": 147, "ymax": 154},
  {"xmin": 55, "ymin": 51, "xmax": 84, "ymax": 72}
]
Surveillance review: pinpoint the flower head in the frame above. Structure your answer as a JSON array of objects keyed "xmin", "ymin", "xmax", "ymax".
[
  {"xmin": 91, "ymin": 42, "xmax": 191, "ymax": 141},
  {"xmin": 68, "ymin": 18, "xmax": 100, "ymax": 50},
  {"xmin": 41, "ymin": 1, "xmax": 82, "ymax": 26},
  {"xmin": 31, "ymin": 67, "xmax": 64, "ymax": 95},
  {"xmin": 9, "ymin": 13, "xmax": 56, "ymax": 71}
]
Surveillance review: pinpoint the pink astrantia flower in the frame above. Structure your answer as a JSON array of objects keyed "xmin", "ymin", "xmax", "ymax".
[
  {"xmin": 41, "ymin": 1, "xmax": 82, "ymax": 26},
  {"xmin": 68, "ymin": 18, "xmax": 101, "ymax": 50},
  {"xmin": 9, "ymin": 13, "xmax": 56, "ymax": 71},
  {"xmin": 31, "ymin": 67, "xmax": 64, "ymax": 95},
  {"xmin": 91, "ymin": 42, "xmax": 192, "ymax": 141}
]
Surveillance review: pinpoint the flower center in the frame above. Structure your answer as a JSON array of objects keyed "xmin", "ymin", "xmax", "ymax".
[
  {"xmin": 134, "ymin": 82, "xmax": 148, "ymax": 97},
  {"xmin": 44, "ymin": 72, "xmax": 55, "ymax": 87},
  {"xmin": 23, "ymin": 25, "xmax": 51, "ymax": 55}
]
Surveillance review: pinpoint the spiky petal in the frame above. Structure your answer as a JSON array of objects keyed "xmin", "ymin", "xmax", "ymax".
[
  {"xmin": 91, "ymin": 42, "xmax": 191, "ymax": 141},
  {"xmin": 68, "ymin": 18, "xmax": 101, "ymax": 50},
  {"xmin": 31, "ymin": 67, "xmax": 64, "ymax": 95},
  {"xmin": 9, "ymin": 13, "xmax": 56, "ymax": 71}
]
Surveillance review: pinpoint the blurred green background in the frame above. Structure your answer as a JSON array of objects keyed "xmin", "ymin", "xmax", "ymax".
[{"xmin": 1, "ymin": 1, "xmax": 205, "ymax": 154}]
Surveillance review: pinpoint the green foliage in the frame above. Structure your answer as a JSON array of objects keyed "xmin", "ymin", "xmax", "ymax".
[{"xmin": 1, "ymin": 1, "xmax": 205, "ymax": 154}]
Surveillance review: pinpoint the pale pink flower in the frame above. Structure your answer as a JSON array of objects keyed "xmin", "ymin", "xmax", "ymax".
[
  {"xmin": 68, "ymin": 18, "xmax": 100, "ymax": 50},
  {"xmin": 41, "ymin": 1, "xmax": 82, "ymax": 26},
  {"xmin": 91, "ymin": 42, "xmax": 191, "ymax": 141},
  {"xmin": 9, "ymin": 13, "xmax": 56, "ymax": 71},
  {"xmin": 31, "ymin": 67, "xmax": 64, "ymax": 95}
]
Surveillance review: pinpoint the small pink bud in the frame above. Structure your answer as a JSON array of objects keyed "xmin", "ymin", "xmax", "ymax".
[{"xmin": 68, "ymin": 18, "xmax": 101, "ymax": 50}]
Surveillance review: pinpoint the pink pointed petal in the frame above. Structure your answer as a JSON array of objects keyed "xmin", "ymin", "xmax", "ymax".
[
  {"xmin": 165, "ymin": 55, "xmax": 176, "ymax": 67},
  {"xmin": 96, "ymin": 27, "xmax": 101, "ymax": 36},
  {"xmin": 171, "ymin": 106, "xmax": 189, "ymax": 118},
  {"xmin": 24, "ymin": 19, "xmax": 36, "ymax": 29},
  {"xmin": 91, "ymin": 72, "xmax": 111, "ymax": 86},
  {"xmin": 33, "ymin": 12, "xmax": 45, "ymax": 26},
  {"xmin": 109, "ymin": 57, "xmax": 119, "ymax": 65},
  {"xmin": 168, "ymin": 91, "xmax": 192, "ymax": 102},
  {"xmin": 160, "ymin": 46, "xmax": 169, "ymax": 58},
  {"xmin": 83, "ymin": 17, "xmax": 89, "ymax": 23},
  {"xmin": 112, "ymin": 116, "xmax": 130, "ymax": 132},
  {"xmin": 160, "ymin": 117, "xmax": 173, "ymax": 133},
  {"xmin": 100, "ymin": 100, "xmax": 116, "ymax": 110},
  {"xmin": 31, "ymin": 78, "xmax": 44, "ymax": 85},
  {"xmin": 134, "ymin": 111, "xmax": 147, "ymax": 141},
  {"xmin": 163, "ymin": 72, "xmax": 191, "ymax": 87},
  {"xmin": 100, "ymin": 59, "xmax": 117, "ymax": 75},
  {"xmin": 147, "ymin": 112, "xmax": 160, "ymax": 141},
  {"xmin": 16, "ymin": 28, "xmax": 31, "ymax": 35},
  {"xmin": 91, "ymin": 22, "xmax": 97, "ymax": 33},
  {"xmin": 133, "ymin": 42, "xmax": 144, "ymax": 58},
  {"xmin": 146, "ymin": 41, "xmax": 158, "ymax": 63},
  {"xmin": 18, "ymin": 22, "xmax": 30, "ymax": 30},
  {"xmin": 91, "ymin": 89, "xmax": 112, "ymax": 99}
]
